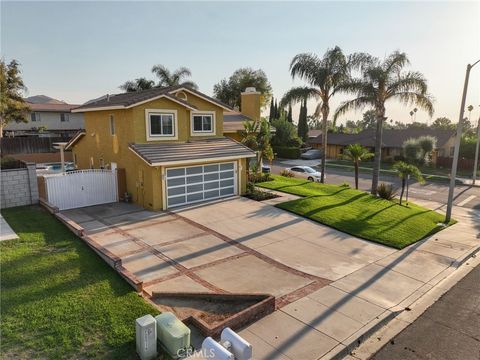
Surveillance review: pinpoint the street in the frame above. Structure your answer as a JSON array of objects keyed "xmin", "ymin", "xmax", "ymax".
[{"xmin": 270, "ymin": 160, "xmax": 480, "ymax": 210}]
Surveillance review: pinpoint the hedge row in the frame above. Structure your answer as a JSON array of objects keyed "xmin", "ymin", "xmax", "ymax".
[{"xmin": 274, "ymin": 146, "xmax": 301, "ymax": 159}]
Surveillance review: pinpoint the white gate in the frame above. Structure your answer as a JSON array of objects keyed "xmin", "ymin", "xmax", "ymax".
[{"xmin": 44, "ymin": 169, "xmax": 118, "ymax": 210}]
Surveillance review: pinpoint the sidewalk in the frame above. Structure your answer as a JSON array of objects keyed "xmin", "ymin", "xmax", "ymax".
[
  {"xmin": 372, "ymin": 263, "xmax": 480, "ymax": 360},
  {"xmin": 0, "ymin": 215, "xmax": 19, "ymax": 241},
  {"xmin": 237, "ymin": 200, "xmax": 479, "ymax": 360}
]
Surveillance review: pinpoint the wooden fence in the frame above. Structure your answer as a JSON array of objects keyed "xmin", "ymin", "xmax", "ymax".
[
  {"xmin": 436, "ymin": 156, "xmax": 476, "ymax": 171},
  {"xmin": 0, "ymin": 137, "xmax": 71, "ymax": 154}
]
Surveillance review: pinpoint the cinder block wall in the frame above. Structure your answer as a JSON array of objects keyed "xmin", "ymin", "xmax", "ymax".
[{"xmin": 1, "ymin": 163, "xmax": 39, "ymax": 208}]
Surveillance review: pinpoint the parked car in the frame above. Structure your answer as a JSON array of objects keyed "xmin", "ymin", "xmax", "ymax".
[
  {"xmin": 261, "ymin": 165, "xmax": 271, "ymax": 174},
  {"xmin": 286, "ymin": 166, "xmax": 323, "ymax": 182},
  {"xmin": 300, "ymin": 149, "xmax": 322, "ymax": 159}
]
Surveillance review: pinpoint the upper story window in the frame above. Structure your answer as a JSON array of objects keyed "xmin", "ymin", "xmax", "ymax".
[
  {"xmin": 109, "ymin": 115, "xmax": 115, "ymax": 135},
  {"xmin": 31, "ymin": 112, "xmax": 41, "ymax": 122},
  {"xmin": 145, "ymin": 109, "xmax": 177, "ymax": 141},
  {"xmin": 60, "ymin": 113, "xmax": 70, "ymax": 122},
  {"xmin": 191, "ymin": 111, "xmax": 215, "ymax": 136}
]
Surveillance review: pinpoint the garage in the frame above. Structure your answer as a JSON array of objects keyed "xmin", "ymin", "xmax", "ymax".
[{"xmin": 166, "ymin": 162, "xmax": 237, "ymax": 208}]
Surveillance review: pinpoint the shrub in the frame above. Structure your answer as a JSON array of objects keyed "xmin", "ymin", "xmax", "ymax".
[
  {"xmin": 340, "ymin": 182, "xmax": 350, "ymax": 188},
  {"xmin": 377, "ymin": 183, "xmax": 397, "ymax": 200},
  {"xmin": 248, "ymin": 172, "xmax": 272, "ymax": 183},
  {"xmin": 280, "ymin": 169, "xmax": 295, "ymax": 177},
  {"xmin": 274, "ymin": 146, "xmax": 301, "ymax": 159},
  {"xmin": 0, "ymin": 157, "xmax": 25, "ymax": 169},
  {"xmin": 393, "ymin": 155, "xmax": 405, "ymax": 162}
]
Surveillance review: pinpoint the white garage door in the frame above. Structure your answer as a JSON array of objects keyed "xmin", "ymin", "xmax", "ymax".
[{"xmin": 166, "ymin": 162, "xmax": 237, "ymax": 208}]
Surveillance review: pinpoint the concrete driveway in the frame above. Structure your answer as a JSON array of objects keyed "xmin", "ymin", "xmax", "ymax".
[{"xmin": 60, "ymin": 196, "xmax": 479, "ymax": 360}]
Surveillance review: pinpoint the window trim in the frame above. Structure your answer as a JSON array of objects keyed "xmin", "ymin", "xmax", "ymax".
[
  {"xmin": 145, "ymin": 109, "xmax": 178, "ymax": 141},
  {"xmin": 190, "ymin": 111, "xmax": 216, "ymax": 136},
  {"xmin": 31, "ymin": 112, "xmax": 41, "ymax": 122}
]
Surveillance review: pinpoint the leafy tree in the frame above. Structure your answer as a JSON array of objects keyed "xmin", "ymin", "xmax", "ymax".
[
  {"xmin": 417, "ymin": 135, "xmax": 437, "ymax": 164},
  {"xmin": 271, "ymin": 119, "xmax": 302, "ymax": 147},
  {"xmin": 431, "ymin": 117, "xmax": 454, "ymax": 130},
  {"xmin": 407, "ymin": 121, "xmax": 429, "ymax": 129},
  {"xmin": 297, "ymin": 99, "xmax": 309, "ymax": 141},
  {"xmin": 403, "ymin": 138, "xmax": 421, "ymax": 164},
  {"xmin": 281, "ymin": 46, "xmax": 367, "ymax": 183},
  {"xmin": 393, "ymin": 161, "xmax": 424, "ymax": 205},
  {"xmin": 342, "ymin": 144, "xmax": 374, "ymax": 189},
  {"xmin": 240, "ymin": 120, "xmax": 259, "ymax": 175},
  {"xmin": 274, "ymin": 98, "xmax": 279, "ymax": 119},
  {"xmin": 0, "ymin": 59, "xmax": 29, "ymax": 138},
  {"xmin": 151, "ymin": 65, "xmax": 197, "ymax": 89},
  {"xmin": 119, "ymin": 77, "xmax": 155, "ymax": 92},
  {"xmin": 240, "ymin": 119, "xmax": 273, "ymax": 173},
  {"xmin": 360, "ymin": 109, "xmax": 377, "ymax": 129},
  {"xmin": 213, "ymin": 68, "xmax": 272, "ymax": 109},
  {"xmin": 335, "ymin": 51, "xmax": 434, "ymax": 195}
]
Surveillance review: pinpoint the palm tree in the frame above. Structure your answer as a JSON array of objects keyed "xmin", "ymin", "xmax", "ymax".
[
  {"xmin": 241, "ymin": 120, "xmax": 260, "ymax": 174},
  {"xmin": 342, "ymin": 144, "xmax": 374, "ymax": 189},
  {"xmin": 393, "ymin": 161, "xmax": 424, "ymax": 205},
  {"xmin": 334, "ymin": 51, "xmax": 434, "ymax": 195},
  {"xmin": 280, "ymin": 46, "xmax": 368, "ymax": 183},
  {"xmin": 119, "ymin": 77, "xmax": 155, "ymax": 92},
  {"xmin": 151, "ymin": 65, "xmax": 198, "ymax": 89}
]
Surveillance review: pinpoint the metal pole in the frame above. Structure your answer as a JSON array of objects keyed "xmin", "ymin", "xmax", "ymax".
[
  {"xmin": 445, "ymin": 64, "xmax": 471, "ymax": 223},
  {"xmin": 473, "ymin": 116, "xmax": 480, "ymax": 185}
]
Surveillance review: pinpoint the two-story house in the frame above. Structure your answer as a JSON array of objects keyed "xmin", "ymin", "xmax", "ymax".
[
  {"xmin": 66, "ymin": 86, "xmax": 257, "ymax": 211},
  {"xmin": 4, "ymin": 95, "xmax": 84, "ymax": 137}
]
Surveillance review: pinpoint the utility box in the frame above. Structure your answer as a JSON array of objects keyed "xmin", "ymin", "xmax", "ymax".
[
  {"xmin": 155, "ymin": 312, "xmax": 191, "ymax": 358},
  {"xmin": 136, "ymin": 314, "xmax": 157, "ymax": 360}
]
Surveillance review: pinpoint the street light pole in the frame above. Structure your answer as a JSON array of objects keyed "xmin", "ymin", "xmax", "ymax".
[
  {"xmin": 473, "ymin": 116, "xmax": 480, "ymax": 185},
  {"xmin": 445, "ymin": 60, "xmax": 480, "ymax": 223}
]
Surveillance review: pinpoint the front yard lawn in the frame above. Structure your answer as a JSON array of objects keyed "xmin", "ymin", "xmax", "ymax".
[
  {"xmin": 258, "ymin": 175, "xmax": 451, "ymax": 249},
  {"xmin": 0, "ymin": 206, "xmax": 159, "ymax": 359}
]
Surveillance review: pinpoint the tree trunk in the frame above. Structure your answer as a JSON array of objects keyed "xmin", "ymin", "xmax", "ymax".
[
  {"xmin": 0, "ymin": 121, "xmax": 3, "ymax": 138},
  {"xmin": 371, "ymin": 110, "xmax": 385, "ymax": 195},
  {"xmin": 354, "ymin": 161, "xmax": 359, "ymax": 189},
  {"xmin": 399, "ymin": 178, "xmax": 405, "ymax": 205},
  {"xmin": 320, "ymin": 104, "xmax": 329, "ymax": 184}
]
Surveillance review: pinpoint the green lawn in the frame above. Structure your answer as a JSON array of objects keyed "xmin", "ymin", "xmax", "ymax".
[
  {"xmin": 258, "ymin": 175, "xmax": 452, "ymax": 249},
  {"xmin": 0, "ymin": 206, "xmax": 159, "ymax": 359}
]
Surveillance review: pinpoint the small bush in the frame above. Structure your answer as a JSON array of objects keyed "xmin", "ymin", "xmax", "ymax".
[
  {"xmin": 248, "ymin": 172, "xmax": 272, "ymax": 183},
  {"xmin": 280, "ymin": 169, "xmax": 295, "ymax": 177},
  {"xmin": 0, "ymin": 157, "xmax": 25, "ymax": 169},
  {"xmin": 340, "ymin": 182, "xmax": 350, "ymax": 188},
  {"xmin": 274, "ymin": 146, "xmax": 301, "ymax": 159},
  {"xmin": 377, "ymin": 183, "xmax": 397, "ymax": 200},
  {"xmin": 393, "ymin": 155, "xmax": 405, "ymax": 162}
]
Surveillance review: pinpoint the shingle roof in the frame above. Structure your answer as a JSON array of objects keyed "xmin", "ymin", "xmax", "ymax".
[
  {"xmin": 28, "ymin": 102, "xmax": 80, "ymax": 112},
  {"xmin": 309, "ymin": 128, "xmax": 454, "ymax": 148},
  {"xmin": 73, "ymin": 86, "xmax": 232, "ymax": 112},
  {"xmin": 129, "ymin": 137, "xmax": 256, "ymax": 165},
  {"xmin": 223, "ymin": 111, "xmax": 252, "ymax": 132}
]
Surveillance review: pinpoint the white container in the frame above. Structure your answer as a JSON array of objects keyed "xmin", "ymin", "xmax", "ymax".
[
  {"xmin": 221, "ymin": 327, "xmax": 252, "ymax": 360},
  {"xmin": 135, "ymin": 315, "xmax": 157, "ymax": 360},
  {"xmin": 155, "ymin": 312, "xmax": 190, "ymax": 358},
  {"xmin": 202, "ymin": 337, "xmax": 234, "ymax": 360}
]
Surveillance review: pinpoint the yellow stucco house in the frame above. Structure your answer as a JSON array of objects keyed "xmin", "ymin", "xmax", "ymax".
[{"xmin": 67, "ymin": 86, "xmax": 259, "ymax": 210}]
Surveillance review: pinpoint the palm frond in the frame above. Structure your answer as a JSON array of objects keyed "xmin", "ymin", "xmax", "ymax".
[
  {"xmin": 280, "ymin": 87, "xmax": 319, "ymax": 107},
  {"xmin": 289, "ymin": 53, "xmax": 322, "ymax": 84},
  {"xmin": 393, "ymin": 91, "xmax": 435, "ymax": 117},
  {"xmin": 180, "ymin": 80, "xmax": 198, "ymax": 90},
  {"xmin": 387, "ymin": 71, "xmax": 428, "ymax": 96},
  {"xmin": 172, "ymin": 67, "xmax": 192, "ymax": 84},
  {"xmin": 334, "ymin": 97, "xmax": 374, "ymax": 122},
  {"xmin": 383, "ymin": 51, "xmax": 409, "ymax": 74},
  {"xmin": 151, "ymin": 64, "xmax": 171, "ymax": 86}
]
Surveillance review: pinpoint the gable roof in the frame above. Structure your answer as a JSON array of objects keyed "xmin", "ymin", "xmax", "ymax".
[
  {"xmin": 72, "ymin": 86, "xmax": 232, "ymax": 113},
  {"xmin": 129, "ymin": 137, "xmax": 255, "ymax": 166},
  {"xmin": 309, "ymin": 128, "xmax": 455, "ymax": 148},
  {"xmin": 25, "ymin": 95, "xmax": 66, "ymax": 105}
]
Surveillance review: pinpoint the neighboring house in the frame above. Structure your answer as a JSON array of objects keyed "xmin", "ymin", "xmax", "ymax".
[
  {"xmin": 4, "ymin": 95, "xmax": 84, "ymax": 137},
  {"xmin": 223, "ymin": 87, "xmax": 262, "ymax": 141},
  {"xmin": 309, "ymin": 128, "xmax": 455, "ymax": 163},
  {"xmin": 308, "ymin": 129, "xmax": 322, "ymax": 139},
  {"xmin": 66, "ymin": 85, "xmax": 256, "ymax": 210}
]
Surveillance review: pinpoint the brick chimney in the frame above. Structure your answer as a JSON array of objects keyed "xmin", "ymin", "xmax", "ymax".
[{"xmin": 240, "ymin": 87, "xmax": 261, "ymax": 121}]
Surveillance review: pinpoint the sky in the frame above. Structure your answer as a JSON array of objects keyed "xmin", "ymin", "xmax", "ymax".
[{"xmin": 1, "ymin": 1, "xmax": 479, "ymax": 125}]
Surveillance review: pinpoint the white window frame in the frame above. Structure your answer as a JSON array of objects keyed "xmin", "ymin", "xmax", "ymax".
[
  {"xmin": 145, "ymin": 109, "xmax": 178, "ymax": 141},
  {"xmin": 31, "ymin": 112, "xmax": 41, "ymax": 122},
  {"xmin": 109, "ymin": 114, "xmax": 115, "ymax": 135},
  {"xmin": 190, "ymin": 111, "xmax": 216, "ymax": 136}
]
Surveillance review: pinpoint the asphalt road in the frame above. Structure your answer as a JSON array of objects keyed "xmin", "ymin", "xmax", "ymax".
[
  {"xmin": 270, "ymin": 160, "xmax": 480, "ymax": 210},
  {"xmin": 372, "ymin": 264, "xmax": 480, "ymax": 360}
]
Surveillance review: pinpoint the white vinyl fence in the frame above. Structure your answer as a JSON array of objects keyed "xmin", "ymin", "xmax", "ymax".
[{"xmin": 44, "ymin": 169, "xmax": 118, "ymax": 210}]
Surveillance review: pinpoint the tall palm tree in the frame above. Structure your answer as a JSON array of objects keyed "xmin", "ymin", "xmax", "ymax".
[
  {"xmin": 280, "ymin": 46, "xmax": 367, "ymax": 183},
  {"xmin": 334, "ymin": 51, "xmax": 434, "ymax": 195},
  {"xmin": 151, "ymin": 65, "xmax": 198, "ymax": 89},
  {"xmin": 342, "ymin": 144, "xmax": 374, "ymax": 189},
  {"xmin": 119, "ymin": 77, "xmax": 155, "ymax": 92}
]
